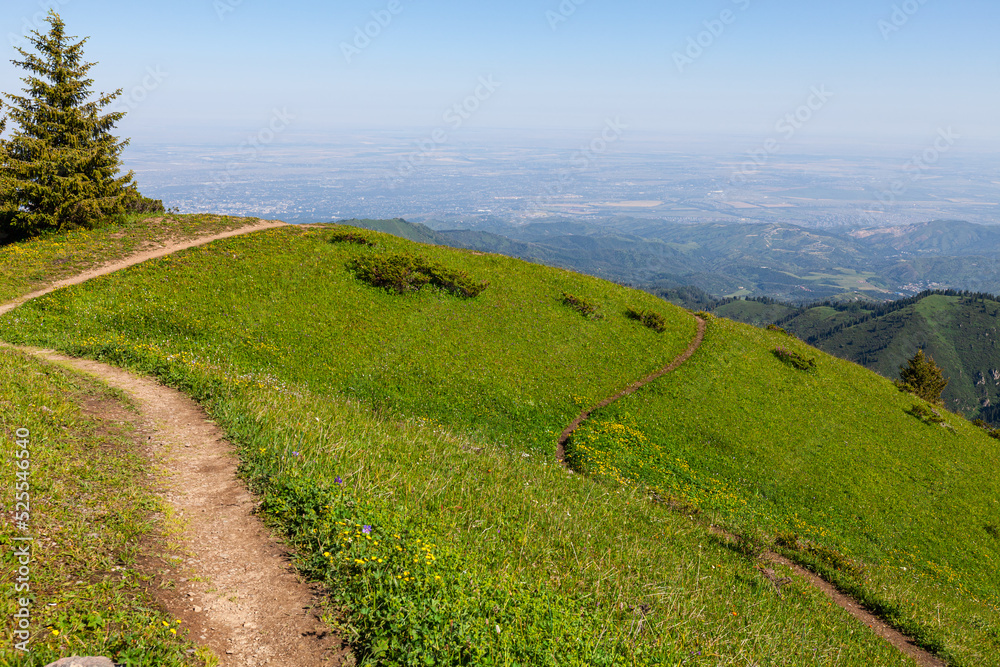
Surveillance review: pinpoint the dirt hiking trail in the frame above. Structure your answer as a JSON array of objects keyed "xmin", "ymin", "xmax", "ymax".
[
  {"xmin": 0, "ymin": 220, "xmax": 286, "ymax": 318},
  {"xmin": 556, "ymin": 314, "xmax": 946, "ymax": 667},
  {"xmin": 556, "ymin": 315, "xmax": 707, "ymax": 463},
  {"xmin": 1, "ymin": 222, "xmax": 347, "ymax": 665},
  {"xmin": 21, "ymin": 346, "xmax": 347, "ymax": 666}
]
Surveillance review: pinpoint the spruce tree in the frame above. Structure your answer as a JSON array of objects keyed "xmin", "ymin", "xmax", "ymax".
[
  {"xmin": 898, "ymin": 349, "xmax": 948, "ymax": 405},
  {"xmin": 0, "ymin": 11, "xmax": 151, "ymax": 237}
]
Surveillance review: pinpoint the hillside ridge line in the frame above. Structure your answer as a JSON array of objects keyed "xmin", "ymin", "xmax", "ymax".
[{"xmin": 0, "ymin": 219, "xmax": 287, "ymax": 317}]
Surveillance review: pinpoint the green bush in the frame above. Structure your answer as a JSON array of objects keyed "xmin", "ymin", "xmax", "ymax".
[
  {"xmin": 124, "ymin": 194, "xmax": 165, "ymax": 215},
  {"xmin": 626, "ymin": 307, "xmax": 668, "ymax": 333},
  {"xmin": 773, "ymin": 346, "xmax": 816, "ymax": 371},
  {"xmin": 766, "ymin": 323, "xmax": 790, "ymax": 335},
  {"xmin": 347, "ymin": 252, "xmax": 488, "ymax": 298},
  {"xmin": 897, "ymin": 349, "xmax": 948, "ymax": 406},
  {"xmin": 329, "ymin": 230, "xmax": 376, "ymax": 246},
  {"xmin": 909, "ymin": 403, "xmax": 946, "ymax": 425},
  {"xmin": 560, "ymin": 292, "xmax": 602, "ymax": 319}
]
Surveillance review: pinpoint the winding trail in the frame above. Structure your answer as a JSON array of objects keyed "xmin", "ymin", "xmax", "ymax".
[
  {"xmin": 2, "ymin": 221, "xmax": 347, "ymax": 666},
  {"xmin": 0, "ymin": 219, "xmax": 286, "ymax": 317},
  {"xmin": 556, "ymin": 315, "xmax": 707, "ymax": 463},
  {"xmin": 556, "ymin": 314, "xmax": 946, "ymax": 667},
  {"xmin": 12, "ymin": 345, "xmax": 346, "ymax": 666}
]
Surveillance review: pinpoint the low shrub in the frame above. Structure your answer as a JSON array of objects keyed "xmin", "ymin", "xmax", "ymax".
[
  {"xmin": 347, "ymin": 252, "xmax": 488, "ymax": 298},
  {"xmin": 626, "ymin": 307, "xmax": 668, "ymax": 333},
  {"xmin": 124, "ymin": 195, "xmax": 165, "ymax": 215},
  {"xmin": 971, "ymin": 419, "xmax": 1000, "ymax": 439},
  {"xmin": 560, "ymin": 292, "xmax": 602, "ymax": 319},
  {"xmin": 773, "ymin": 347, "xmax": 816, "ymax": 371},
  {"xmin": 909, "ymin": 403, "xmax": 946, "ymax": 425},
  {"xmin": 329, "ymin": 230, "xmax": 376, "ymax": 246},
  {"xmin": 766, "ymin": 324, "xmax": 790, "ymax": 335}
]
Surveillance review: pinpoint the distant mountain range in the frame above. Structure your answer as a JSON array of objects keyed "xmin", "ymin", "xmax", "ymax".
[{"xmin": 340, "ymin": 217, "xmax": 1000, "ymax": 303}]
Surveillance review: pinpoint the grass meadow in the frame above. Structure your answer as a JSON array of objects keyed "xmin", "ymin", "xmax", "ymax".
[
  {"xmin": 0, "ymin": 219, "xmax": 990, "ymax": 664},
  {"xmin": 570, "ymin": 315, "xmax": 1000, "ymax": 665}
]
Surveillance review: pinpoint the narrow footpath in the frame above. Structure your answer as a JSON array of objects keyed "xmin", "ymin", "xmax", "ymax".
[
  {"xmin": 1, "ymin": 222, "xmax": 347, "ymax": 666},
  {"xmin": 556, "ymin": 313, "xmax": 946, "ymax": 667},
  {"xmin": 23, "ymin": 346, "xmax": 346, "ymax": 666}
]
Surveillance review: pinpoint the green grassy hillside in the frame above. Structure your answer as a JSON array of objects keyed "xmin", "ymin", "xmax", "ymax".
[
  {"xmin": 2, "ymin": 221, "xmax": 998, "ymax": 664},
  {"xmin": 570, "ymin": 315, "xmax": 1000, "ymax": 664},
  {"xmin": 717, "ymin": 292, "xmax": 1000, "ymax": 422}
]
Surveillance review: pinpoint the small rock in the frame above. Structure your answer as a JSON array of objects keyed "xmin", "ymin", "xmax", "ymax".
[
  {"xmin": 45, "ymin": 658, "xmax": 116, "ymax": 667},
  {"xmin": 193, "ymin": 605, "xmax": 203, "ymax": 612},
  {"xmin": 243, "ymin": 621, "xmax": 257, "ymax": 630}
]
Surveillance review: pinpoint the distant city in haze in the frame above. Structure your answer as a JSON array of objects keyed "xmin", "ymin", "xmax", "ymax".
[{"xmin": 124, "ymin": 131, "xmax": 1000, "ymax": 230}]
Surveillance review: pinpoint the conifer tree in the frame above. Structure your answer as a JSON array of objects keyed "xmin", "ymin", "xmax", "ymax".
[
  {"xmin": 898, "ymin": 349, "xmax": 948, "ymax": 405},
  {"xmin": 0, "ymin": 11, "xmax": 155, "ymax": 237}
]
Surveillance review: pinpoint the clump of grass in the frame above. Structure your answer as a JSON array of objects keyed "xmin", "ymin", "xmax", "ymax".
[
  {"xmin": 328, "ymin": 230, "xmax": 375, "ymax": 246},
  {"xmin": 625, "ymin": 307, "xmax": 668, "ymax": 333},
  {"xmin": 766, "ymin": 323, "xmax": 790, "ymax": 335},
  {"xmin": 773, "ymin": 346, "xmax": 816, "ymax": 371},
  {"xmin": 347, "ymin": 252, "xmax": 488, "ymax": 298},
  {"xmin": 560, "ymin": 292, "xmax": 602, "ymax": 320}
]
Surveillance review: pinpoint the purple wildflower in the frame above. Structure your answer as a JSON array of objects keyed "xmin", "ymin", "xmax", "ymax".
[
  {"xmin": 292, "ymin": 451, "xmax": 300, "ymax": 457},
  {"xmin": 362, "ymin": 525, "xmax": 372, "ymax": 535},
  {"xmin": 335, "ymin": 476, "xmax": 343, "ymax": 485}
]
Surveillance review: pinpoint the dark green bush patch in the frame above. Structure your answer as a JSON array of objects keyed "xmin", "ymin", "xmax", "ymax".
[
  {"xmin": 347, "ymin": 252, "xmax": 488, "ymax": 298},
  {"xmin": 766, "ymin": 323, "xmax": 790, "ymax": 335},
  {"xmin": 625, "ymin": 307, "xmax": 668, "ymax": 333},
  {"xmin": 329, "ymin": 230, "xmax": 376, "ymax": 246},
  {"xmin": 560, "ymin": 292, "xmax": 602, "ymax": 319},
  {"xmin": 908, "ymin": 403, "xmax": 946, "ymax": 425},
  {"xmin": 773, "ymin": 346, "xmax": 816, "ymax": 371}
]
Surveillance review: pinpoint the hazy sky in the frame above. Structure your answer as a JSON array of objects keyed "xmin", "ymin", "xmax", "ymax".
[{"xmin": 1, "ymin": 0, "xmax": 998, "ymax": 149}]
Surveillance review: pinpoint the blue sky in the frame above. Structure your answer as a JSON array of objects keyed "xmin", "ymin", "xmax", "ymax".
[{"xmin": 1, "ymin": 0, "xmax": 998, "ymax": 148}]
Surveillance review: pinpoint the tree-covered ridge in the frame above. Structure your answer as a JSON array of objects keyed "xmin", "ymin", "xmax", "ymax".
[{"xmin": 682, "ymin": 289, "xmax": 1000, "ymax": 422}]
